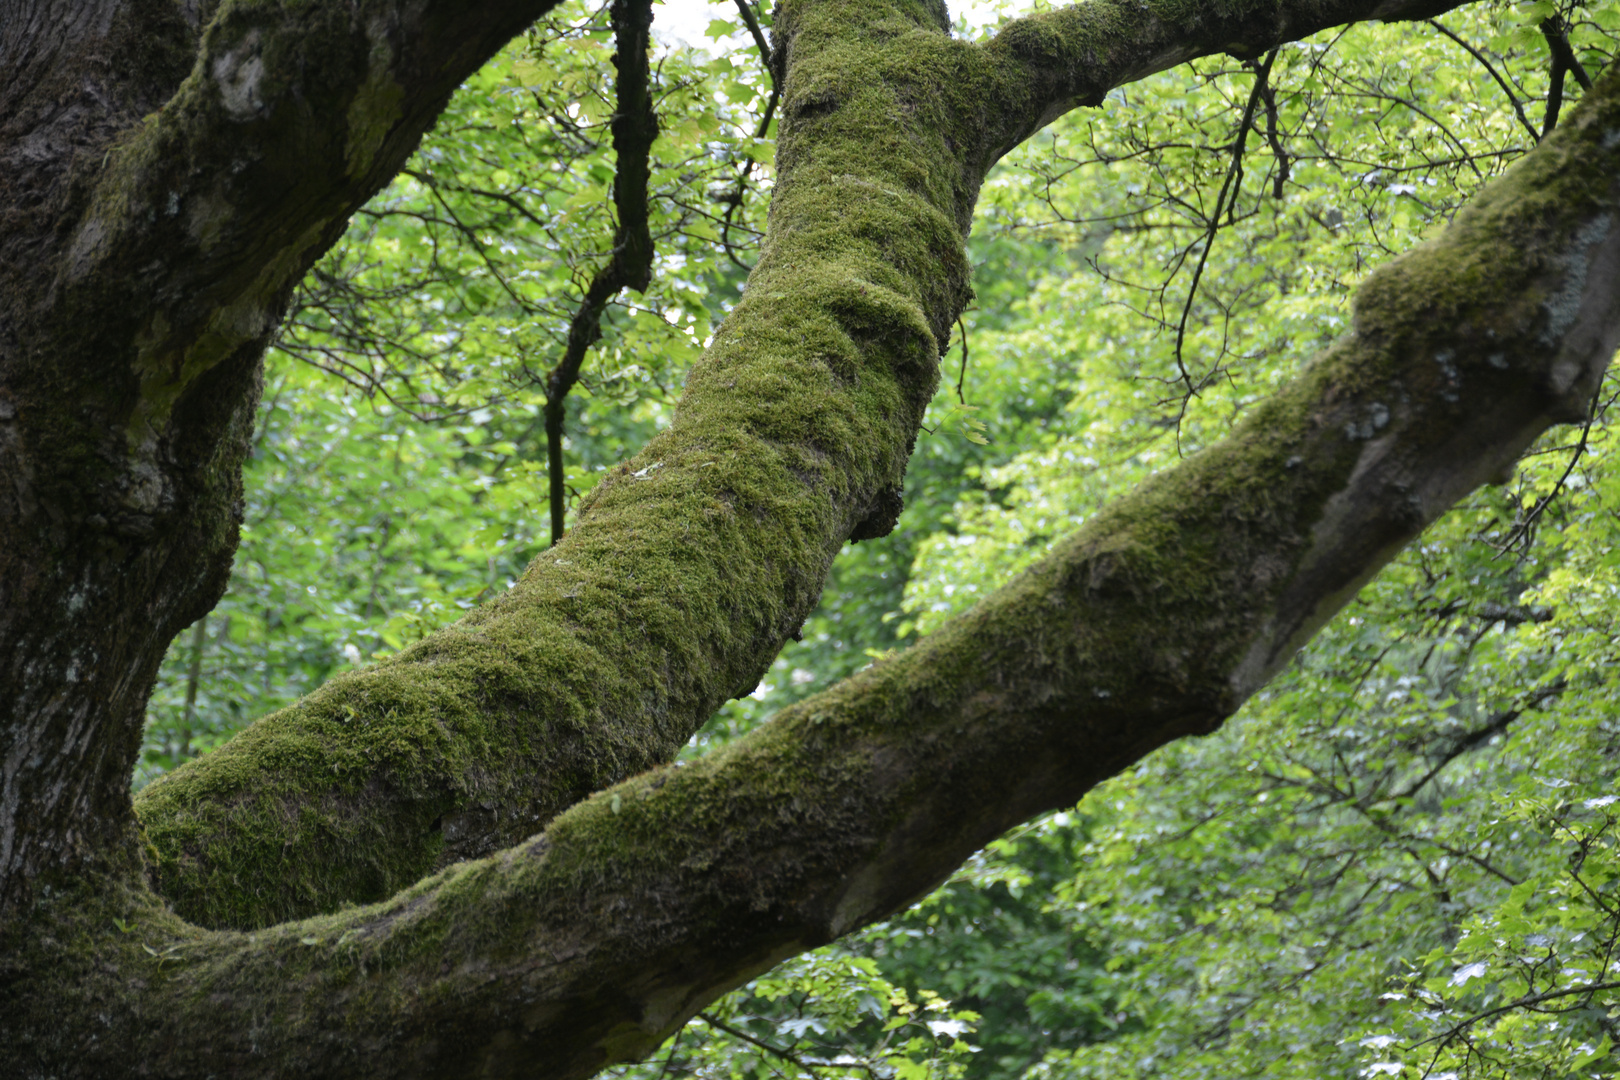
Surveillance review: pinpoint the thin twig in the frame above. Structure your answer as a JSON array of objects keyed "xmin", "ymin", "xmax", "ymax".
[
  {"xmin": 1389, "ymin": 682, "xmax": 1565, "ymax": 803},
  {"xmin": 718, "ymin": 0, "xmax": 780, "ymax": 273},
  {"xmin": 699, "ymin": 1013, "xmax": 827, "ymax": 1076},
  {"xmin": 1258, "ymin": 58, "xmax": 1290, "ymax": 197},
  {"xmin": 1496, "ymin": 399, "xmax": 1596, "ymax": 556},
  {"xmin": 1169, "ymin": 49, "xmax": 1276, "ymax": 428},
  {"xmin": 1411, "ymin": 981, "xmax": 1620, "ymax": 1049},
  {"xmin": 954, "ymin": 314, "xmax": 970, "ymax": 404},
  {"xmin": 1427, "ymin": 20, "xmax": 1540, "ymax": 143}
]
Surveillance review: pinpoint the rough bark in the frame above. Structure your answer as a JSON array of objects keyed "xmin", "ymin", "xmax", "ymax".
[
  {"xmin": 0, "ymin": 0, "xmax": 569, "ymax": 917},
  {"xmin": 4, "ymin": 0, "xmax": 1617, "ymax": 1076}
]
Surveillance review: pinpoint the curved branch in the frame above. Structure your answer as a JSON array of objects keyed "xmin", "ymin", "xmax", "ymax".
[
  {"xmin": 1425, "ymin": 18, "xmax": 1539, "ymax": 143},
  {"xmin": 136, "ymin": 0, "xmax": 976, "ymax": 931},
  {"xmin": 977, "ymin": 0, "xmax": 1476, "ymax": 164}
]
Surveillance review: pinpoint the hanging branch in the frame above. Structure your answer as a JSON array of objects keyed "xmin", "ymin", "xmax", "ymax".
[
  {"xmin": 1168, "ymin": 49, "xmax": 1277, "ymax": 411},
  {"xmin": 733, "ymin": 0, "xmax": 775, "ymax": 74},
  {"xmin": 954, "ymin": 314, "xmax": 970, "ymax": 404},
  {"xmin": 717, "ymin": 0, "xmax": 781, "ymax": 273},
  {"xmin": 1493, "ymin": 377, "xmax": 1618, "ymax": 557},
  {"xmin": 1258, "ymin": 59, "xmax": 1290, "ymax": 197},
  {"xmin": 178, "ymin": 617, "xmax": 207, "ymax": 762},
  {"xmin": 543, "ymin": 0, "xmax": 660, "ymax": 547},
  {"xmin": 1539, "ymin": 15, "xmax": 1594, "ymax": 137}
]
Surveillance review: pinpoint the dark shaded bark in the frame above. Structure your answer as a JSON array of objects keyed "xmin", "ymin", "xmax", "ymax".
[
  {"xmin": 1541, "ymin": 15, "xmax": 1594, "ymax": 137},
  {"xmin": 4, "ymin": 0, "xmax": 1615, "ymax": 1077},
  {"xmin": 0, "ymin": 0, "xmax": 567, "ymax": 915}
]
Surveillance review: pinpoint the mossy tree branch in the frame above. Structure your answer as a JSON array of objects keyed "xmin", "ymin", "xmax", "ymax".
[
  {"xmin": 976, "ymin": 0, "xmax": 1474, "ymax": 164},
  {"xmin": 136, "ymin": 0, "xmax": 983, "ymax": 931},
  {"xmin": 133, "ymin": 0, "xmax": 1538, "ymax": 934},
  {"xmin": 15, "ymin": 62, "xmax": 1620, "ymax": 1080}
]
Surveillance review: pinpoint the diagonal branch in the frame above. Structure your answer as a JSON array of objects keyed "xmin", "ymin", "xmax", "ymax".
[
  {"xmin": 1169, "ymin": 50, "xmax": 1276, "ymax": 409},
  {"xmin": 1425, "ymin": 18, "xmax": 1540, "ymax": 143},
  {"xmin": 1388, "ymin": 681, "xmax": 1566, "ymax": 803},
  {"xmin": 135, "ymin": 0, "xmax": 978, "ymax": 931}
]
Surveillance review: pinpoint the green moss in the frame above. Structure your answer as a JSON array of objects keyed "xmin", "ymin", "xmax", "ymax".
[
  {"xmin": 138, "ymin": 0, "xmax": 997, "ymax": 931},
  {"xmin": 136, "ymin": 0, "xmax": 1620, "ymax": 939}
]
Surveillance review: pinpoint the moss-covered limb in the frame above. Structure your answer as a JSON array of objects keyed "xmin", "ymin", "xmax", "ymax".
[
  {"xmin": 14, "ymin": 63, "xmax": 1617, "ymax": 1080},
  {"xmin": 135, "ymin": 0, "xmax": 997, "ymax": 931},
  {"xmin": 973, "ymin": 0, "xmax": 1476, "ymax": 161}
]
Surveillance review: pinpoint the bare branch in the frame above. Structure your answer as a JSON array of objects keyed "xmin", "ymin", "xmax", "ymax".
[
  {"xmin": 543, "ymin": 0, "xmax": 661, "ymax": 546},
  {"xmin": 1425, "ymin": 18, "xmax": 1540, "ymax": 143}
]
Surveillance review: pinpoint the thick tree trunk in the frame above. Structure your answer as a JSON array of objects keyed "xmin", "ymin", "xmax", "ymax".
[
  {"xmin": 2, "ymin": 0, "xmax": 1616, "ymax": 1077},
  {"xmin": 0, "ymin": 0, "xmax": 565, "ymax": 917}
]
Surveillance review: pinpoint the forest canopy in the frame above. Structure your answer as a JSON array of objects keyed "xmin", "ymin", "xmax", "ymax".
[{"xmin": 127, "ymin": 2, "xmax": 1620, "ymax": 1078}]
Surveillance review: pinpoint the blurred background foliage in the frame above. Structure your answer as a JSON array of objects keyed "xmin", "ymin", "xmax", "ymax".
[{"xmin": 140, "ymin": 1, "xmax": 1620, "ymax": 1078}]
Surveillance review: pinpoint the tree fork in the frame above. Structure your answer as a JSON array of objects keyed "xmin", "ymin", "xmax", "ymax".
[
  {"xmin": 0, "ymin": 0, "xmax": 573, "ymax": 917},
  {"xmin": 135, "ymin": 0, "xmax": 1486, "ymax": 935},
  {"xmin": 135, "ymin": 0, "xmax": 983, "ymax": 930}
]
